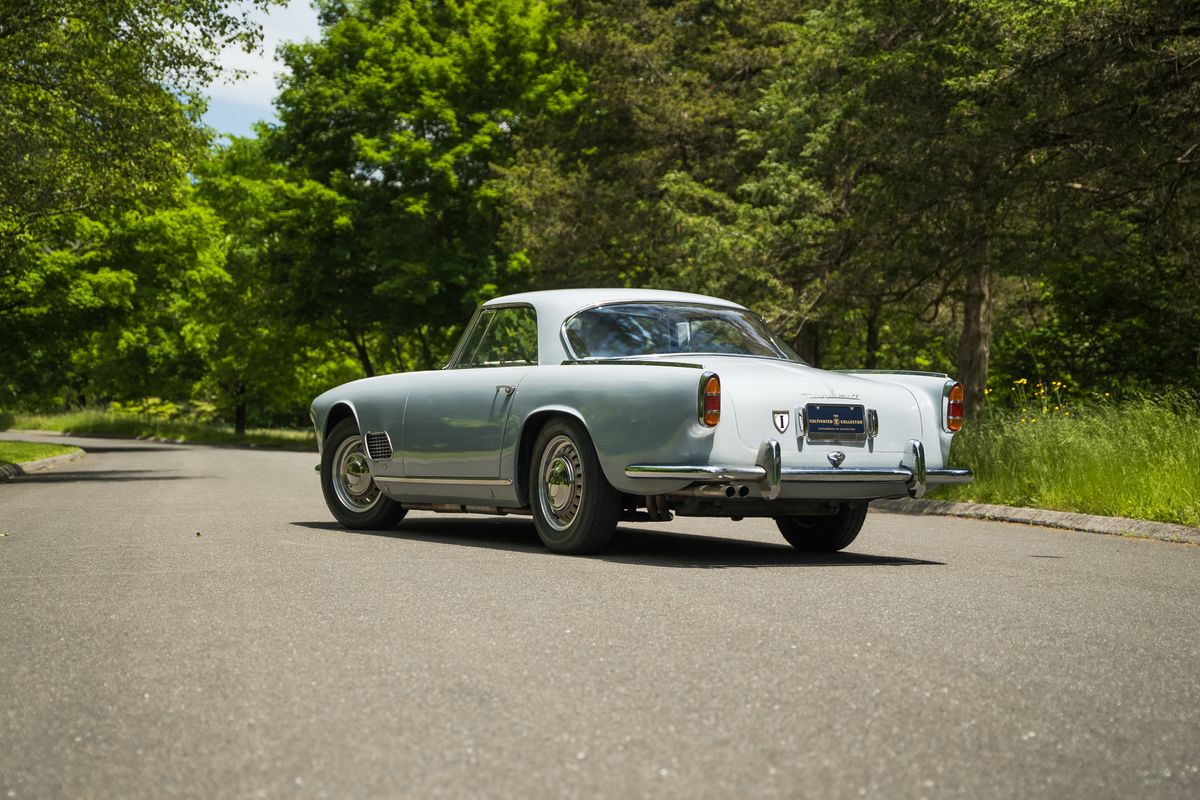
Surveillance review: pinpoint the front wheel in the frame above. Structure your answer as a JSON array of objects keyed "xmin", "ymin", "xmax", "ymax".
[
  {"xmin": 321, "ymin": 418, "xmax": 407, "ymax": 529},
  {"xmin": 775, "ymin": 502, "xmax": 868, "ymax": 552},
  {"xmin": 529, "ymin": 418, "xmax": 620, "ymax": 554}
]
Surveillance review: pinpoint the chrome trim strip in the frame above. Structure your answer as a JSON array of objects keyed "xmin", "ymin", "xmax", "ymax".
[
  {"xmin": 560, "ymin": 359, "xmax": 704, "ymax": 369},
  {"xmin": 624, "ymin": 465, "xmax": 768, "ymax": 481},
  {"xmin": 626, "ymin": 459, "xmax": 972, "ymax": 489},
  {"xmin": 756, "ymin": 438, "xmax": 782, "ymax": 500},
  {"xmin": 781, "ymin": 467, "xmax": 913, "ymax": 483},
  {"xmin": 927, "ymin": 469, "xmax": 973, "ymax": 484},
  {"xmin": 902, "ymin": 439, "xmax": 927, "ymax": 498},
  {"xmin": 625, "ymin": 464, "xmax": 914, "ymax": 483},
  {"xmin": 698, "ymin": 370, "xmax": 719, "ymax": 426},
  {"xmin": 375, "ymin": 476, "xmax": 514, "ymax": 487},
  {"xmin": 833, "ymin": 369, "xmax": 949, "ymax": 378}
]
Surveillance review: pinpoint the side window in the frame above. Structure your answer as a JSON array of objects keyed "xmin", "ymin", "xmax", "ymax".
[{"xmin": 456, "ymin": 306, "xmax": 538, "ymax": 368}]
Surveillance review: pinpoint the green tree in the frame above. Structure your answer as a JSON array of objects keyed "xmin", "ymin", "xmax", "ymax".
[
  {"xmin": 194, "ymin": 138, "xmax": 362, "ymax": 432},
  {"xmin": 268, "ymin": 0, "xmax": 583, "ymax": 375},
  {"xmin": 0, "ymin": 190, "xmax": 230, "ymax": 408},
  {"xmin": 0, "ymin": 0, "xmax": 277, "ymax": 245},
  {"xmin": 658, "ymin": 0, "xmax": 1200, "ymax": 411},
  {"xmin": 0, "ymin": 0, "xmax": 279, "ymax": 404},
  {"xmin": 499, "ymin": 0, "xmax": 799, "ymax": 295}
]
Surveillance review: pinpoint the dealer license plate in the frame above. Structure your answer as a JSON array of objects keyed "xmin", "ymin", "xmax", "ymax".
[{"xmin": 804, "ymin": 403, "xmax": 867, "ymax": 442}]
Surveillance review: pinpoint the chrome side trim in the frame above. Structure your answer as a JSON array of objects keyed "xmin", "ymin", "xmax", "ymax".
[{"xmin": 375, "ymin": 476, "xmax": 514, "ymax": 487}]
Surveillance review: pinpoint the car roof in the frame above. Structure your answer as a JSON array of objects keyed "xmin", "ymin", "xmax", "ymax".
[{"xmin": 484, "ymin": 288, "xmax": 746, "ymax": 322}]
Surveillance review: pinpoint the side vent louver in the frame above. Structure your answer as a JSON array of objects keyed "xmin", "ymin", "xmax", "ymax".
[{"xmin": 364, "ymin": 431, "xmax": 393, "ymax": 461}]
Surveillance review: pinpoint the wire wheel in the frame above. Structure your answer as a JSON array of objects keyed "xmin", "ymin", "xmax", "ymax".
[
  {"xmin": 537, "ymin": 434, "xmax": 585, "ymax": 532},
  {"xmin": 331, "ymin": 434, "xmax": 381, "ymax": 512}
]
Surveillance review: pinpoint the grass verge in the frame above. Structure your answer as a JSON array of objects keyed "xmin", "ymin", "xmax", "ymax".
[
  {"xmin": 7, "ymin": 410, "xmax": 316, "ymax": 452},
  {"xmin": 0, "ymin": 441, "xmax": 81, "ymax": 466},
  {"xmin": 934, "ymin": 395, "xmax": 1199, "ymax": 528}
]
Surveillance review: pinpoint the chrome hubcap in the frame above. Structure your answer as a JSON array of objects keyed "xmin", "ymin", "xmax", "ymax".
[
  {"xmin": 546, "ymin": 455, "xmax": 575, "ymax": 512},
  {"xmin": 332, "ymin": 435, "xmax": 380, "ymax": 512},
  {"xmin": 538, "ymin": 435, "xmax": 583, "ymax": 532}
]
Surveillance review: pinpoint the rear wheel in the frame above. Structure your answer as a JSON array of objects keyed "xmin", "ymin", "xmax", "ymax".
[
  {"xmin": 321, "ymin": 418, "xmax": 406, "ymax": 529},
  {"xmin": 775, "ymin": 502, "xmax": 868, "ymax": 552},
  {"xmin": 529, "ymin": 418, "xmax": 620, "ymax": 554}
]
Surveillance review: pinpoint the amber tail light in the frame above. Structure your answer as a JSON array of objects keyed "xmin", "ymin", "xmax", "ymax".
[
  {"xmin": 699, "ymin": 372, "xmax": 721, "ymax": 427},
  {"xmin": 945, "ymin": 382, "xmax": 965, "ymax": 433}
]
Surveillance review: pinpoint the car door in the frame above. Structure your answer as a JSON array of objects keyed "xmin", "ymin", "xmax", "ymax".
[{"xmin": 402, "ymin": 304, "xmax": 537, "ymax": 479}]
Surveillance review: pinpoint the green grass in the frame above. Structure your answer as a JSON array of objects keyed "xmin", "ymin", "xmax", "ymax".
[
  {"xmin": 7, "ymin": 410, "xmax": 316, "ymax": 452},
  {"xmin": 934, "ymin": 395, "xmax": 1200, "ymax": 527},
  {"xmin": 0, "ymin": 441, "xmax": 81, "ymax": 466}
]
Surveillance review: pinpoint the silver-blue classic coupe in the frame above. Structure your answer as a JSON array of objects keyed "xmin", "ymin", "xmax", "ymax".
[{"xmin": 312, "ymin": 289, "xmax": 972, "ymax": 554}]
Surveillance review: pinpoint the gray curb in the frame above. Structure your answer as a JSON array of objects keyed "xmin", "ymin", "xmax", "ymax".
[
  {"xmin": 0, "ymin": 449, "xmax": 84, "ymax": 480},
  {"xmin": 872, "ymin": 498, "xmax": 1200, "ymax": 545}
]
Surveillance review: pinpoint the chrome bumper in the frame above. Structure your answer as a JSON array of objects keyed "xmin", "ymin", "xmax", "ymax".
[{"xmin": 625, "ymin": 438, "xmax": 972, "ymax": 500}]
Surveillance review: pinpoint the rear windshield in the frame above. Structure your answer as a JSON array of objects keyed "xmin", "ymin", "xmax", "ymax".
[{"xmin": 563, "ymin": 303, "xmax": 801, "ymax": 361}]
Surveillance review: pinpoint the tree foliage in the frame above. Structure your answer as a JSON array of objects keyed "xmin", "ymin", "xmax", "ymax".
[
  {"xmin": 267, "ymin": 0, "xmax": 584, "ymax": 374},
  {"xmin": 0, "ymin": 0, "xmax": 277, "ymax": 245},
  {"xmin": 2, "ymin": 0, "xmax": 1197, "ymax": 426}
]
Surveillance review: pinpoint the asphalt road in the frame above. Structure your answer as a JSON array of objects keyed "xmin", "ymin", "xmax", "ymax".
[{"xmin": 1, "ymin": 433, "xmax": 1198, "ymax": 800}]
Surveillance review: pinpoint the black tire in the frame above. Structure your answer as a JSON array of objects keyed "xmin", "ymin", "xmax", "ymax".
[
  {"xmin": 775, "ymin": 502, "xmax": 868, "ymax": 552},
  {"xmin": 529, "ymin": 418, "xmax": 620, "ymax": 554},
  {"xmin": 321, "ymin": 418, "xmax": 407, "ymax": 530}
]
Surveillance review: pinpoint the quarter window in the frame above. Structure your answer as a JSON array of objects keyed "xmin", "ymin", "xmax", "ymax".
[{"xmin": 455, "ymin": 306, "xmax": 538, "ymax": 368}]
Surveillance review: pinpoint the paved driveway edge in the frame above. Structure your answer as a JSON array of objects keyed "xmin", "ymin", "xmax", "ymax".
[
  {"xmin": 0, "ymin": 449, "xmax": 84, "ymax": 480},
  {"xmin": 872, "ymin": 498, "xmax": 1200, "ymax": 545}
]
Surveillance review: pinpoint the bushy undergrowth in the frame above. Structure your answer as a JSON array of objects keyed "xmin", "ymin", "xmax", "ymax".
[
  {"xmin": 936, "ymin": 394, "xmax": 1199, "ymax": 527},
  {"xmin": 10, "ymin": 409, "xmax": 315, "ymax": 452}
]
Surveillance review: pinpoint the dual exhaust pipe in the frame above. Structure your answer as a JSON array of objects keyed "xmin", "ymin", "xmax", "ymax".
[{"xmin": 683, "ymin": 483, "xmax": 752, "ymax": 499}]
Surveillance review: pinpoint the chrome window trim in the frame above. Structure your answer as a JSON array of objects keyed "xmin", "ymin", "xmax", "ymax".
[
  {"xmin": 446, "ymin": 302, "xmax": 538, "ymax": 370},
  {"xmin": 942, "ymin": 379, "xmax": 961, "ymax": 433},
  {"xmin": 558, "ymin": 301, "xmax": 798, "ymax": 363}
]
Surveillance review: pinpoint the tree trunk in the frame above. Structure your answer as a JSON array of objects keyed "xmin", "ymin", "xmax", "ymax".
[
  {"xmin": 864, "ymin": 300, "xmax": 882, "ymax": 370},
  {"xmin": 957, "ymin": 239, "xmax": 993, "ymax": 420},
  {"xmin": 348, "ymin": 329, "xmax": 375, "ymax": 377},
  {"xmin": 794, "ymin": 321, "xmax": 821, "ymax": 367},
  {"xmin": 234, "ymin": 402, "xmax": 247, "ymax": 436}
]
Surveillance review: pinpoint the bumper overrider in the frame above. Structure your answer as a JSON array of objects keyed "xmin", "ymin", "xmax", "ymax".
[{"xmin": 625, "ymin": 438, "xmax": 972, "ymax": 500}]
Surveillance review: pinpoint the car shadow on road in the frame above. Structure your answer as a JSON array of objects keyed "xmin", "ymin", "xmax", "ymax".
[
  {"xmin": 75, "ymin": 445, "xmax": 179, "ymax": 454},
  {"xmin": 290, "ymin": 517, "xmax": 943, "ymax": 569},
  {"xmin": 7, "ymin": 469, "xmax": 192, "ymax": 483}
]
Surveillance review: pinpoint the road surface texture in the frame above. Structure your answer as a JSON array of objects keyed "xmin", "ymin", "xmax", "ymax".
[{"xmin": 1, "ymin": 433, "xmax": 1197, "ymax": 799}]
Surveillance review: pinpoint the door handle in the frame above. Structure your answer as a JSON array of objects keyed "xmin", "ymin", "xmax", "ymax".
[{"xmin": 495, "ymin": 385, "xmax": 516, "ymax": 396}]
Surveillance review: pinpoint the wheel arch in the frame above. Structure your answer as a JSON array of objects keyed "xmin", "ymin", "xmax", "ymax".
[
  {"xmin": 322, "ymin": 402, "xmax": 361, "ymax": 449},
  {"xmin": 514, "ymin": 406, "xmax": 590, "ymax": 507}
]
